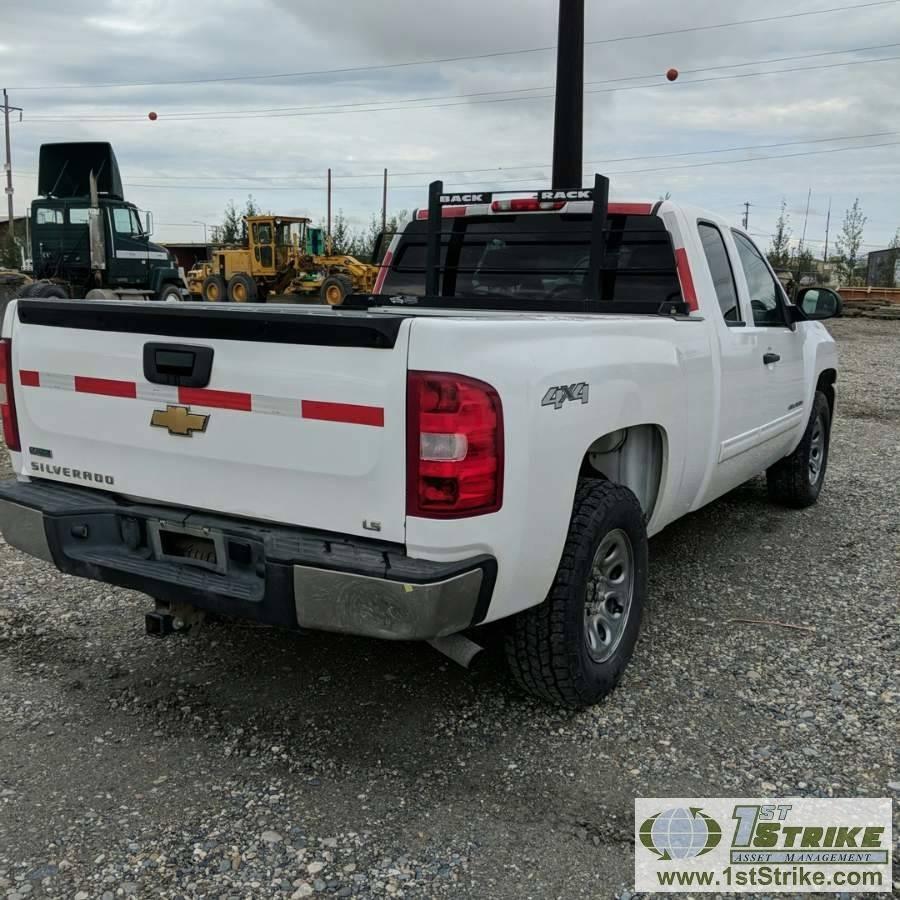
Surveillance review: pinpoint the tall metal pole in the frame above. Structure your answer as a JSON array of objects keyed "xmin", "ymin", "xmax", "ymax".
[
  {"xmin": 381, "ymin": 168, "xmax": 388, "ymax": 236},
  {"xmin": 3, "ymin": 89, "xmax": 23, "ymax": 229},
  {"xmin": 551, "ymin": 0, "xmax": 585, "ymax": 189},
  {"xmin": 823, "ymin": 198, "xmax": 832, "ymax": 262},
  {"xmin": 742, "ymin": 202, "xmax": 751, "ymax": 230},
  {"xmin": 326, "ymin": 167, "xmax": 332, "ymax": 254},
  {"xmin": 800, "ymin": 187, "xmax": 812, "ymax": 254}
]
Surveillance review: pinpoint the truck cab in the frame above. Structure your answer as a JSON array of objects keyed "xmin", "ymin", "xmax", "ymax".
[{"xmin": 25, "ymin": 143, "xmax": 184, "ymax": 302}]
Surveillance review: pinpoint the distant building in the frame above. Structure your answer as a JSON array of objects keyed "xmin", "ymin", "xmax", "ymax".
[
  {"xmin": 866, "ymin": 248, "xmax": 900, "ymax": 288},
  {"xmin": 160, "ymin": 241, "xmax": 211, "ymax": 273}
]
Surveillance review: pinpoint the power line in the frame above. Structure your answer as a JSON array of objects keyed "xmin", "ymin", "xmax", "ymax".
[
  {"xmin": 23, "ymin": 41, "xmax": 900, "ymax": 123},
  {"xmin": 47, "ymin": 139, "xmax": 894, "ymax": 192},
  {"xmin": 10, "ymin": 0, "xmax": 898, "ymax": 91},
  {"xmin": 20, "ymin": 128, "xmax": 899, "ymax": 185},
  {"xmin": 19, "ymin": 52, "xmax": 900, "ymax": 126}
]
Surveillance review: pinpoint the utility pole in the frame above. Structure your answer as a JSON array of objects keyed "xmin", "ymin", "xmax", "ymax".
[
  {"xmin": 551, "ymin": 0, "xmax": 585, "ymax": 189},
  {"xmin": 2, "ymin": 89, "xmax": 23, "ymax": 229},
  {"xmin": 742, "ymin": 202, "xmax": 751, "ymax": 230},
  {"xmin": 381, "ymin": 168, "xmax": 388, "ymax": 237},
  {"xmin": 823, "ymin": 198, "xmax": 832, "ymax": 262},
  {"xmin": 800, "ymin": 187, "xmax": 812, "ymax": 254},
  {"xmin": 326, "ymin": 167, "xmax": 332, "ymax": 254}
]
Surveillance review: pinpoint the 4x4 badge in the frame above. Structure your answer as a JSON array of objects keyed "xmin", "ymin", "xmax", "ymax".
[{"xmin": 150, "ymin": 405, "xmax": 209, "ymax": 437}]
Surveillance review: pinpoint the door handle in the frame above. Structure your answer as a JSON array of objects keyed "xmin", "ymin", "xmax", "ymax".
[{"xmin": 763, "ymin": 352, "xmax": 781, "ymax": 366}]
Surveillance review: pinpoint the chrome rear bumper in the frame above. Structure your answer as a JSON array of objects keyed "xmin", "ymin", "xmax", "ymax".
[{"xmin": 0, "ymin": 481, "xmax": 495, "ymax": 641}]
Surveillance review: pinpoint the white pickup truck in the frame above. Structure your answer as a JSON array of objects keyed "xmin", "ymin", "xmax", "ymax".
[{"xmin": 0, "ymin": 181, "xmax": 838, "ymax": 707}]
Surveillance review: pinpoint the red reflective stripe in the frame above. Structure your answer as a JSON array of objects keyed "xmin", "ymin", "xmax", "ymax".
[
  {"xmin": 675, "ymin": 248, "xmax": 699, "ymax": 312},
  {"xmin": 301, "ymin": 400, "xmax": 384, "ymax": 427},
  {"xmin": 74, "ymin": 376, "xmax": 137, "ymax": 398},
  {"xmin": 19, "ymin": 370, "xmax": 40, "ymax": 387},
  {"xmin": 608, "ymin": 203, "xmax": 653, "ymax": 215},
  {"xmin": 373, "ymin": 248, "xmax": 392, "ymax": 293},
  {"xmin": 178, "ymin": 386, "xmax": 252, "ymax": 411}
]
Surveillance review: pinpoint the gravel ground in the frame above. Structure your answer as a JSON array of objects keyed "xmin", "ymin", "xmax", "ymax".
[{"xmin": 0, "ymin": 316, "xmax": 897, "ymax": 899}]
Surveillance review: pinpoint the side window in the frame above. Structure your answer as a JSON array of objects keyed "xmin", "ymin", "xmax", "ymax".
[
  {"xmin": 732, "ymin": 231, "xmax": 787, "ymax": 326},
  {"xmin": 68, "ymin": 207, "xmax": 90, "ymax": 225},
  {"xmin": 130, "ymin": 209, "xmax": 144, "ymax": 235},
  {"xmin": 36, "ymin": 207, "xmax": 63, "ymax": 225},
  {"xmin": 113, "ymin": 207, "xmax": 134, "ymax": 234},
  {"xmin": 698, "ymin": 223, "xmax": 740, "ymax": 322}
]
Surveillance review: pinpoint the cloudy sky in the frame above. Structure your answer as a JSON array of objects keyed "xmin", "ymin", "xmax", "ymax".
[{"xmin": 2, "ymin": 0, "xmax": 900, "ymax": 253}]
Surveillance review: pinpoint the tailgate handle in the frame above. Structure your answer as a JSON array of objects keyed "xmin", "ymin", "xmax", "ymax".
[{"xmin": 143, "ymin": 343, "xmax": 214, "ymax": 388}]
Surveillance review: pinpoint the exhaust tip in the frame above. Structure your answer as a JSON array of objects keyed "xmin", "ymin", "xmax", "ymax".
[{"xmin": 427, "ymin": 633, "xmax": 485, "ymax": 669}]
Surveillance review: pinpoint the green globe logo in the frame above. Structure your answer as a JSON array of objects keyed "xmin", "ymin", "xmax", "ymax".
[{"xmin": 639, "ymin": 807, "xmax": 722, "ymax": 860}]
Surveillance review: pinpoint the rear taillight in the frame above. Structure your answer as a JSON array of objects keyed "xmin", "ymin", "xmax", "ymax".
[
  {"xmin": 0, "ymin": 338, "xmax": 21, "ymax": 452},
  {"xmin": 407, "ymin": 372, "xmax": 503, "ymax": 518}
]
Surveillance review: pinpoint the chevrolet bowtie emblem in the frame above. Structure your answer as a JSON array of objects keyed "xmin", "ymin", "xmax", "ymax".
[{"xmin": 150, "ymin": 405, "xmax": 209, "ymax": 437}]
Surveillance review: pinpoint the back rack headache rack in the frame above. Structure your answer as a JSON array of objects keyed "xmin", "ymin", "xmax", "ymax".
[
  {"xmin": 425, "ymin": 173, "xmax": 610, "ymax": 298},
  {"xmin": 340, "ymin": 173, "xmax": 691, "ymax": 317}
]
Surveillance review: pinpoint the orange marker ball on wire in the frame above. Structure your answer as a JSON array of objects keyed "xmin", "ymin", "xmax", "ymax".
[
  {"xmin": 666, "ymin": 68, "xmax": 679, "ymax": 82},
  {"xmin": 148, "ymin": 111, "xmax": 158, "ymax": 121}
]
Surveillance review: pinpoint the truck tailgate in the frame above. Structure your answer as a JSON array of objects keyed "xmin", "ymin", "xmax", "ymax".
[{"xmin": 9, "ymin": 301, "xmax": 410, "ymax": 543}]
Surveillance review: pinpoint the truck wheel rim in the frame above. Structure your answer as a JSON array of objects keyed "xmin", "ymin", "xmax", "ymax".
[
  {"xmin": 584, "ymin": 529, "xmax": 634, "ymax": 664},
  {"xmin": 233, "ymin": 282, "xmax": 247, "ymax": 301},
  {"xmin": 326, "ymin": 284, "xmax": 343, "ymax": 304},
  {"xmin": 809, "ymin": 413, "xmax": 825, "ymax": 484}
]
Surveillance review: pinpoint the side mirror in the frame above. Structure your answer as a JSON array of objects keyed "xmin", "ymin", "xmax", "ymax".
[
  {"xmin": 796, "ymin": 287, "xmax": 842, "ymax": 320},
  {"xmin": 144, "ymin": 211, "xmax": 154, "ymax": 236}
]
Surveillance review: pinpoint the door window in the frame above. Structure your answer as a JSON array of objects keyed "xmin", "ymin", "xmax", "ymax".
[
  {"xmin": 35, "ymin": 207, "xmax": 63, "ymax": 225},
  {"xmin": 698, "ymin": 223, "xmax": 740, "ymax": 322},
  {"xmin": 68, "ymin": 207, "xmax": 90, "ymax": 225},
  {"xmin": 732, "ymin": 231, "xmax": 788, "ymax": 327}
]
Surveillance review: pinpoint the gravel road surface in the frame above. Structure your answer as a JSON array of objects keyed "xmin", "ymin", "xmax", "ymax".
[{"xmin": 0, "ymin": 317, "xmax": 897, "ymax": 899}]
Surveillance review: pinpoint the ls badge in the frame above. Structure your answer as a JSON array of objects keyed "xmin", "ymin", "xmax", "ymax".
[{"xmin": 150, "ymin": 405, "xmax": 209, "ymax": 437}]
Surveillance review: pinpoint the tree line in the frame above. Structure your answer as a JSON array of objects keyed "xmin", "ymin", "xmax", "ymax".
[
  {"xmin": 213, "ymin": 195, "xmax": 408, "ymax": 261},
  {"xmin": 766, "ymin": 197, "xmax": 900, "ymax": 287}
]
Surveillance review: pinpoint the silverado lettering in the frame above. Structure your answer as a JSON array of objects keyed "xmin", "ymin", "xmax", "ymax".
[{"xmin": 31, "ymin": 462, "xmax": 115, "ymax": 485}]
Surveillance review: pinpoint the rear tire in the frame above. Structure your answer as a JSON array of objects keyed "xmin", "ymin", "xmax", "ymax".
[
  {"xmin": 227, "ymin": 273, "xmax": 258, "ymax": 303},
  {"xmin": 320, "ymin": 274, "xmax": 353, "ymax": 305},
  {"xmin": 30, "ymin": 282, "xmax": 69, "ymax": 299},
  {"xmin": 201, "ymin": 274, "xmax": 227, "ymax": 303},
  {"xmin": 13, "ymin": 283, "xmax": 38, "ymax": 299},
  {"xmin": 766, "ymin": 390, "xmax": 831, "ymax": 508},
  {"xmin": 504, "ymin": 479, "xmax": 647, "ymax": 708}
]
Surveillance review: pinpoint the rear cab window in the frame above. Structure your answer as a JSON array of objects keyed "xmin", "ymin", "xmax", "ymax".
[
  {"xmin": 381, "ymin": 212, "xmax": 683, "ymax": 310},
  {"xmin": 35, "ymin": 207, "xmax": 64, "ymax": 226}
]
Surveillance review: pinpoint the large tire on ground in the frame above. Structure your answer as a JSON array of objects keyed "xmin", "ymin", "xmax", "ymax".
[
  {"xmin": 227, "ymin": 273, "xmax": 258, "ymax": 303},
  {"xmin": 766, "ymin": 390, "xmax": 831, "ymax": 508},
  {"xmin": 13, "ymin": 283, "xmax": 38, "ymax": 299},
  {"xmin": 201, "ymin": 274, "xmax": 227, "ymax": 303},
  {"xmin": 505, "ymin": 479, "xmax": 648, "ymax": 708},
  {"xmin": 31, "ymin": 282, "xmax": 69, "ymax": 299},
  {"xmin": 320, "ymin": 274, "xmax": 353, "ymax": 306},
  {"xmin": 156, "ymin": 283, "xmax": 183, "ymax": 303}
]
